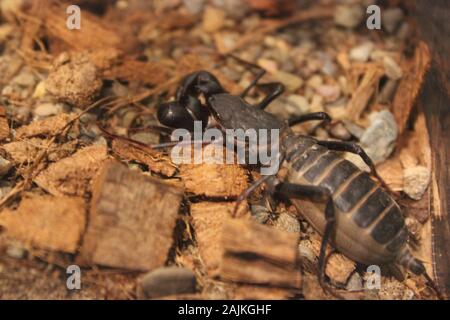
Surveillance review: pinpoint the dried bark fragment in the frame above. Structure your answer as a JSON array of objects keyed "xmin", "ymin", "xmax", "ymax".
[
  {"xmin": 180, "ymin": 162, "xmax": 248, "ymax": 198},
  {"xmin": 0, "ymin": 106, "xmax": 9, "ymax": 141},
  {"xmin": 42, "ymin": 4, "xmax": 123, "ymax": 52},
  {"xmin": 219, "ymin": 219, "xmax": 301, "ymax": 288},
  {"xmin": 0, "ymin": 194, "xmax": 86, "ymax": 253},
  {"xmin": 347, "ymin": 66, "xmax": 384, "ymax": 122},
  {"xmin": 45, "ymin": 53, "xmax": 103, "ymax": 107},
  {"xmin": 79, "ymin": 160, "xmax": 183, "ymax": 270},
  {"xmin": 34, "ymin": 144, "xmax": 108, "ymax": 197},
  {"xmin": 392, "ymin": 42, "xmax": 431, "ymax": 134},
  {"xmin": 15, "ymin": 113, "xmax": 78, "ymax": 139},
  {"xmin": 377, "ymin": 158, "xmax": 404, "ymax": 192},
  {"xmin": 191, "ymin": 202, "xmax": 233, "ymax": 275},
  {"xmin": 2, "ymin": 138, "xmax": 78, "ymax": 164},
  {"xmin": 111, "ymin": 139, "xmax": 176, "ymax": 177}
]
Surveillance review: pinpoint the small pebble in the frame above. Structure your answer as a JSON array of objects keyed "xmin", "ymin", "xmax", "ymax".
[
  {"xmin": 286, "ymin": 94, "xmax": 310, "ymax": 114},
  {"xmin": 342, "ymin": 120, "xmax": 365, "ymax": 139},
  {"xmin": 32, "ymin": 81, "xmax": 47, "ymax": 98},
  {"xmin": 250, "ymin": 204, "xmax": 271, "ymax": 224},
  {"xmin": 257, "ymin": 58, "xmax": 278, "ymax": 73},
  {"xmin": 334, "ymin": 4, "xmax": 364, "ymax": 29},
  {"xmin": 315, "ymin": 84, "xmax": 340, "ymax": 103},
  {"xmin": 329, "ymin": 122, "xmax": 351, "ymax": 140},
  {"xmin": 12, "ymin": 69, "xmax": 36, "ymax": 87},
  {"xmin": 346, "ymin": 272, "xmax": 363, "ymax": 291},
  {"xmin": 271, "ymin": 70, "xmax": 303, "ymax": 92},
  {"xmin": 382, "ymin": 8, "xmax": 404, "ymax": 34},
  {"xmin": 383, "ymin": 56, "xmax": 403, "ymax": 80},
  {"xmin": 6, "ymin": 245, "xmax": 26, "ymax": 259},
  {"xmin": 349, "ymin": 42, "xmax": 375, "ymax": 62},
  {"xmin": 183, "ymin": 0, "xmax": 205, "ymax": 15},
  {"xmin": 403, "ymin": 166, "xmax": 431, "ymax": 200},
  {"xmin": 34, "ymin": 103, "xmax": 66, "ymax": 117},
  {"xmin": 306, "ymin": 74, "xmax": 323, "ymax": 89},
  {"xmin": 202, "ymin": 6, "xmax": 226, "ymax": 33},
  {"xmin": 360, "ymin": 110, "xmax": 398, "ymax": 164},
  {"xmin": 273, "ymin": 212, "xmax": 300, "ymax": 233},
  {"xmin": 139, "ymin": 266, "xmax": 197, "ymax": 299},
  {"xmin": 298, "ymin": 240, "xmax": 315, "ymax": 263},
  {"xmin": 405, "ymin": 217, "xmax": 421, "ymax": 241}
]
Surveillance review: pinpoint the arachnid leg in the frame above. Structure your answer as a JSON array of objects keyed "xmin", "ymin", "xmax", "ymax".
[
  {"xmin": 316, "ymin": 140, "xmax": 395, "ymax": 195},
  {"xmin": 232, "ymin": 175, "xmax": 275, "ymax": 217},
  {"xmin": 288, "ymin": 112, "xmax": 332, "ymax": 127},
  {"xmin": 256, "ymin": 82, "xmax": 285, "ymax": 110},
  {"xmin": 240, "ymin": 69, "xmax": 266, "ymax": 98},
  {"xmin": 272, "ymin": 181, "xmax": 344, "ymax": 299}
]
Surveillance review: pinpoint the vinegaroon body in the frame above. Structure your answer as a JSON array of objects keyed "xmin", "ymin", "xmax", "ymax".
[{"xmin": 156, "ymin": 67, "xmax": 441, "ymax": 298}]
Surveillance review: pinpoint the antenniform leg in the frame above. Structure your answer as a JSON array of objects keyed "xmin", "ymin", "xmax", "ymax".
[
  {"xmin": 256, "ymin": 82, "xmax": 285, "ymax": 110},
  {"xmin": 288, "ymin": 112, "xmax": 332, "ymax": 127}
]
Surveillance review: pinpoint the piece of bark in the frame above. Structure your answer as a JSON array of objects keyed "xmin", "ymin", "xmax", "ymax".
[
  {"xmin": 111, "ymin": 139, "xmax": 176, "ymax": 177},
  {"xmin": 42, "ymin": 3, "xmax": 124, "ymax": 52},
  {"xmin": 219, "ymin": 219, "xmax": 301, "ymax": 288},
  {"xmin": 15, "ymin": 113, "xmax": 77, "ymax": 139},
  {"xmin": 347, "ymin": 66, "xmax": 384, "ymax": 122},
  {"xmin": 87, "ymin": 48, "xmax": 169, "ymax": 86},
  {"xmin": 79, "ymin": 160, "xmax": 183, "ymax": 270},
  {"xmin": 420, "ymin": 67, "xmax": 450, "ymax": 298},
  {"xmin": 180, "ymin": 162, "xmax": 248, "ymax": 198},
  {"xmin": 0, "ymin": 106, "xmax": 9, "ymax": 141},
  {"xmin": 377, "ymin": 158, "xmax": 404, "ymax": 192},
  {"xmin": 190, "ymin": 202, "xmax": 234, "ymax": 276},
  {"xmin": 392, "ymin": 41, "xmax": 431, "ymax": 134},
  {"xmin": 34, "ymin": 144, "xmax": 108, "ymax": 197},
  {"xmin": 45, "ymin": 53, "xmax": 103, "ymax": 107},
  {"xmin": 0, "ymin": 194, "xmax": 86, "ymax": 253},
  {"xmin": 2, "ymin": 138, "xmax": 78, "ymax": 164}
]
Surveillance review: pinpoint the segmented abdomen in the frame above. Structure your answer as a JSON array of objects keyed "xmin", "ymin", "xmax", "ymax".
[{"xmin": 284, "ymin": 139, "xmax": 407, "ymax": 255}]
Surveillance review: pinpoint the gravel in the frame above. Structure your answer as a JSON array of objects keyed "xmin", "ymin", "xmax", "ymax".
[
  {"xmin": 360, "ymin": 110, "xmax": 398, "ymax": 164},
  {"xmin": 139, "ymin": 266, "xmax": 197, "ymax": 299},
  {"xmin": 403, "ymin": 166, "xmax": 431, "ymax": 200}
]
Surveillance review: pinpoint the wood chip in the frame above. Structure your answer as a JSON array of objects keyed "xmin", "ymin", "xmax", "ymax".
[
  {"xmin": 191, "ymin": 202, "xmax": 233, "ymax": 275},
  {"xmin": 111, "ymin": 139, "xmax": 176, "ymax": 177},
  {"xmin": 392, "ymin": 41, "xmax": 431, "ymax": 134},
  {"xmin": 15, "ymin": 113, "xmax": 77, "ymax": 139},
  {"xmin": 180, "ymin": 158, "xmax": 248, "ymax": 198},
  {"xmin": 377, "ymin": 158, "xmax": 404, "ymax": 192},
  {"xmin": 42, "ymin": 4, "xmax": 123, "ymax": 52},
  {"xmin": 79, "ymin": 160, "xmax": 183, "ymax": 270},
  {"xmin": 34, "ymin": 144, "xmax": 108, "ymax": 197},
  {"xmin": 219, "ymin": 219, "xmax": 301, "ymax": 288},
  {"xmin": 0, "ymin": 106, "xmax": 9, "ymax": 141},
  {"xmin": 2, "ymin": 138, "xmax": 77, "ymax": 164},
  {"xmin": 0, "ymin": 194, "xmax": 86, "ymax": 253},
  {"xmin": 347, "ymin": 66, "xmax": 384, "ymax": 122}
]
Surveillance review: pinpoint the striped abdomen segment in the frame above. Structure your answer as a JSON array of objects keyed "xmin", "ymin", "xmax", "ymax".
[{"xmin": 287, "ymin": 143, "xmax": 407, "ymax": 252}]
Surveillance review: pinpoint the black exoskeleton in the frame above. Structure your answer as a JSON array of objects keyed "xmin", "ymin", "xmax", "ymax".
[{"xmin": 156, "ymin": 68, "xmax": 442, "ymax": 299}]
